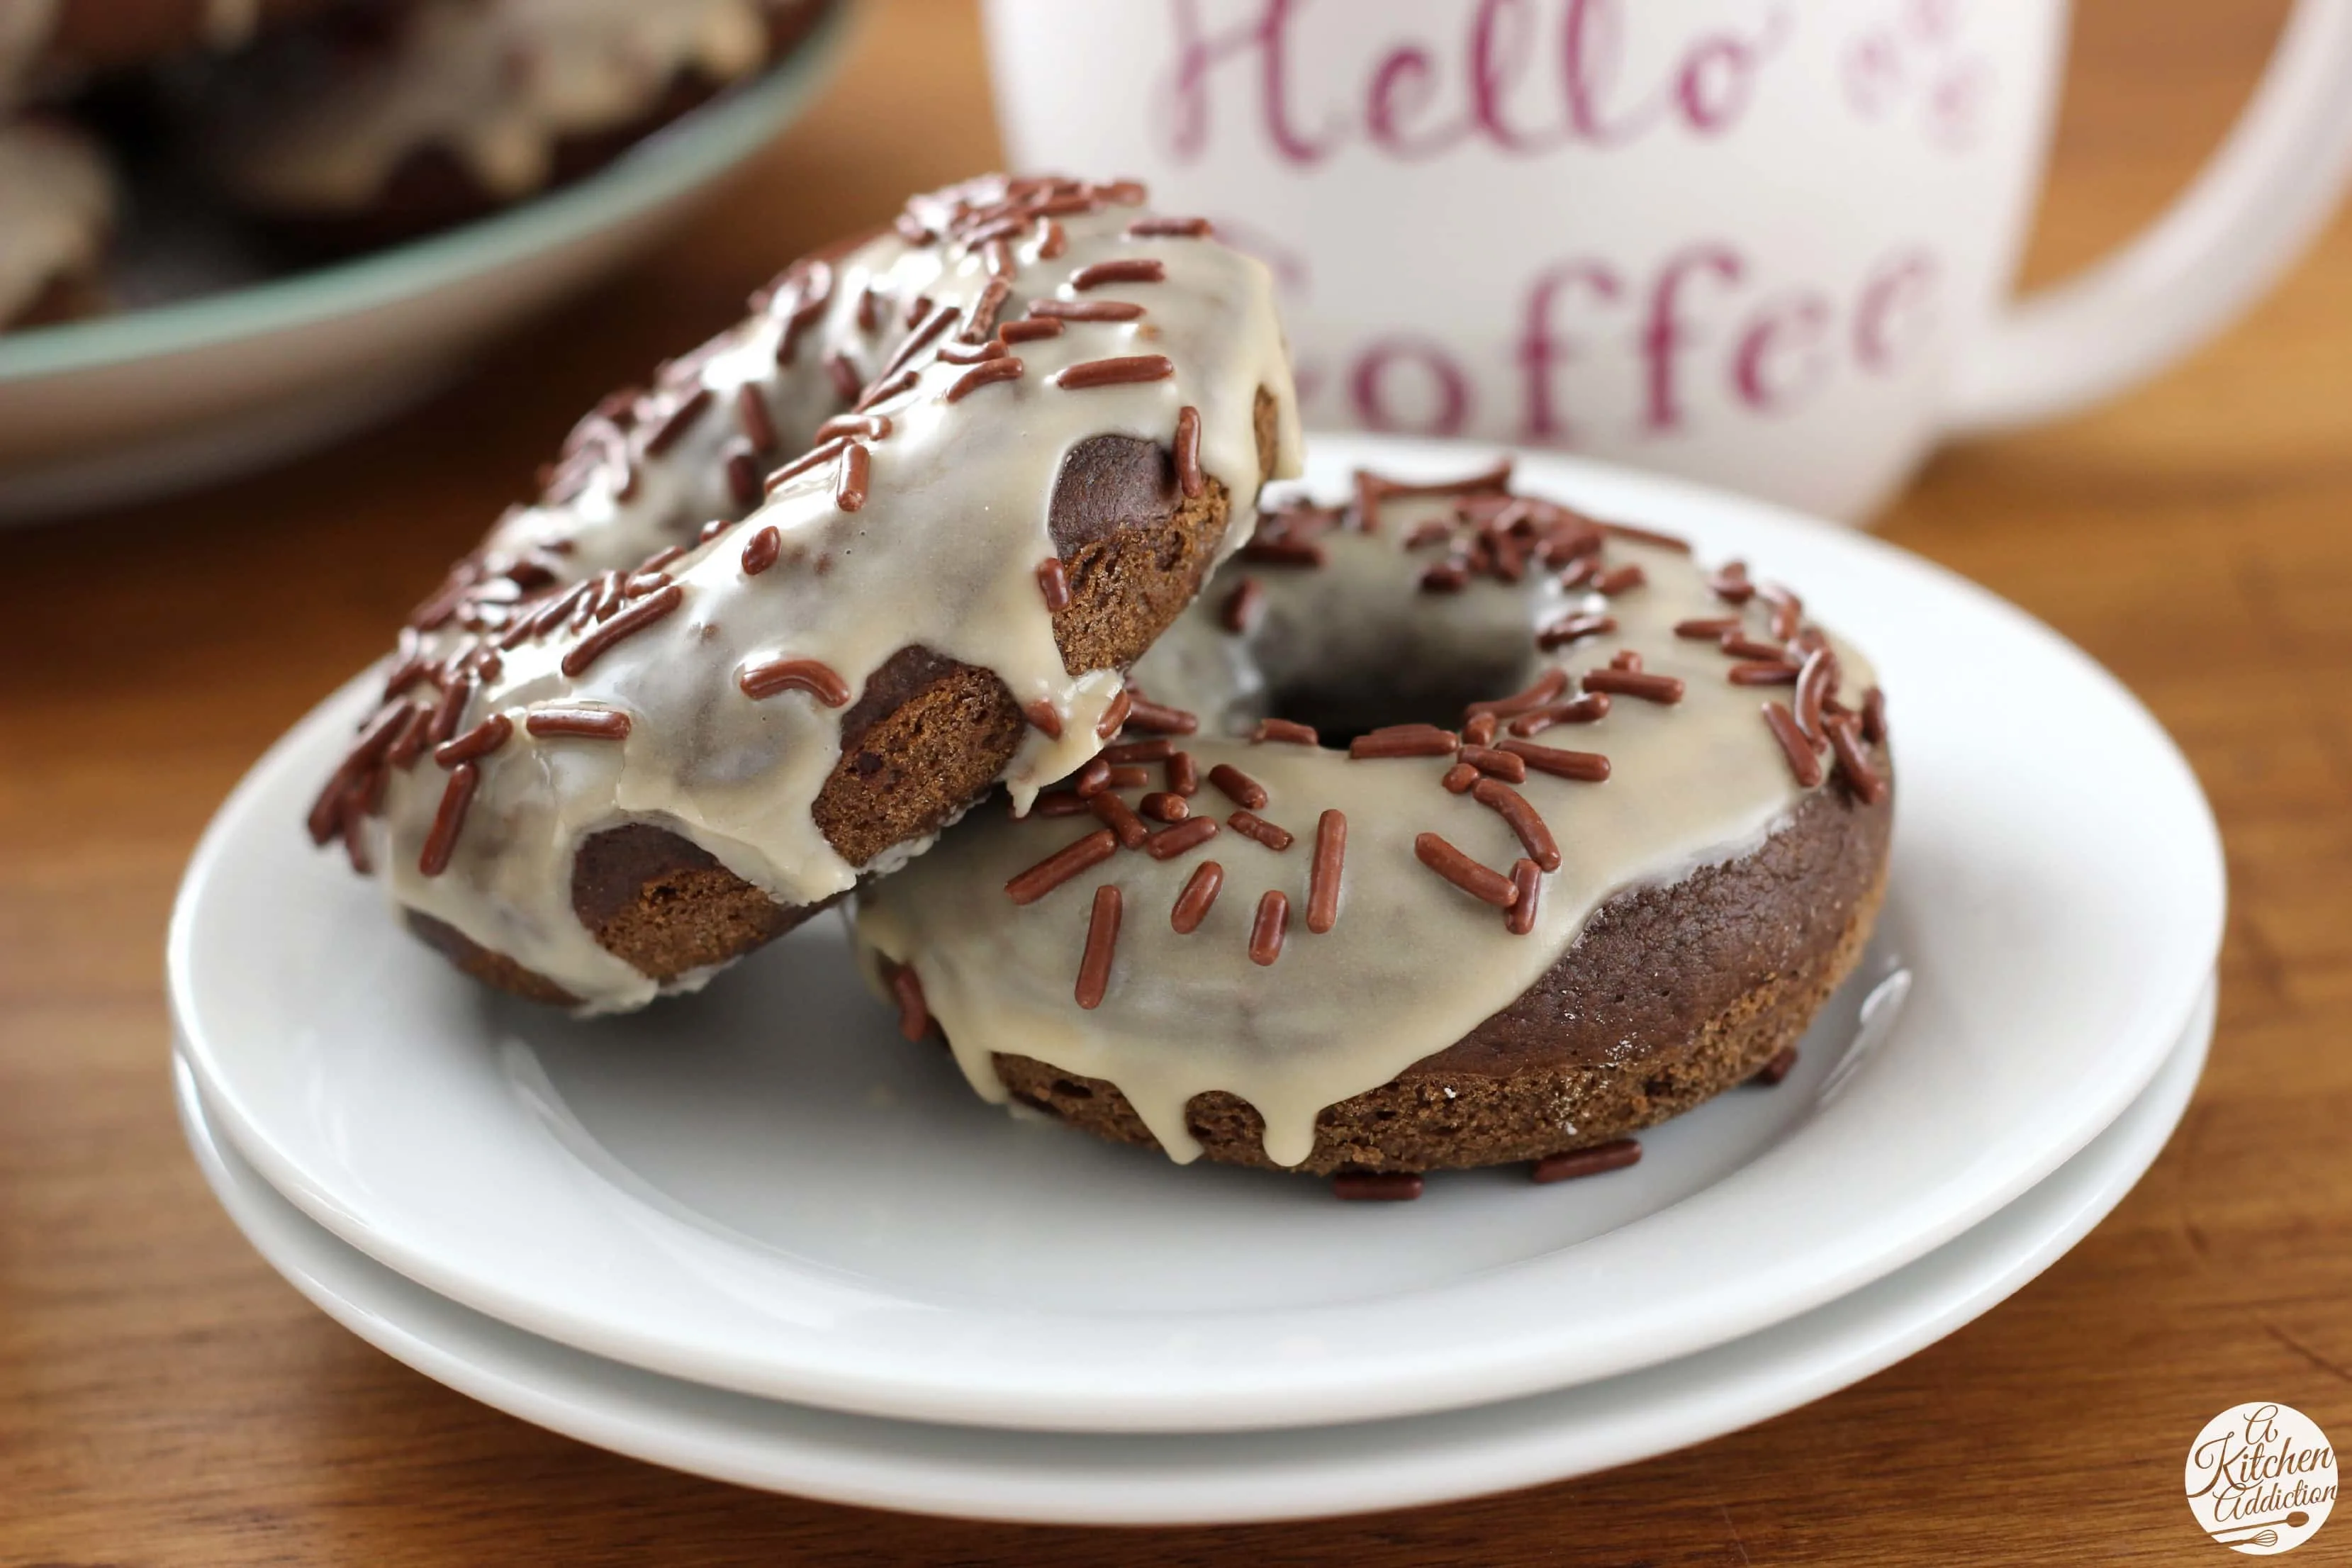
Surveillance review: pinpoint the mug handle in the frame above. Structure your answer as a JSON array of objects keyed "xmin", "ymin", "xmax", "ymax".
[{"xmin": 1945, "ymin": 0, "xmax": 2352, "ymax": 434}]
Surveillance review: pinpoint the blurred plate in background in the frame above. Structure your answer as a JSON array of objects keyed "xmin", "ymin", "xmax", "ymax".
[{"xmin": 0, "ymin": 2, "xmax": 849, "ymax": 525}]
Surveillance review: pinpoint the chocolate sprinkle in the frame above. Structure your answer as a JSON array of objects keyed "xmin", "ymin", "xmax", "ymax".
[
  {"xmin": 1349, "ymin": 725, "xmax": 1460, "ymax": 761},
  {"xmin": 1861, "ymin": 685, "xmax": 1888, "ymax": 745},
  {"xmin": 1536, "ymin": 612, "xmax": 1616, "ymax": 649},
  {"xmin": 1141, "ymin": 791, "xmax": 1189, "ymax": 822},
  {"xmin": 1442, "ymin": 761, "xmax": 1479, "ymax": 793},
  {"xmin": 1752, "ymin": 1046, "xmax": 1799, "ymax": 1087},
  {"xmin": 1472, "ymin": 778, "xmax": 1562, "ymax": 871},
  {"xmin": 1581, "ymin": 668, "xmax": 1684, "ymax": 704},
  {"xmin": 1071, "ymin": 757, "xmax": 1113, "ymax": 797},
  {"xmin": 1001, "ymin": 317, "xmax": 1064, "ymax": 343},
  {"xmin": 1728, "ymin": 661, "xmax": 1799, "ymax": 685},
  {"xmin": 560, "ymin": 584, "xmax": 682, "ymax": 678},
  {"xmin": 1171, "ymin": 860, "xmax": 1223, "ymax": 932},
  {"xmin": 1027, "ymin": 298, "xmax": 1146, "ymax": 322},
  {"xmin": 944, "ymin": 357, "xmax": 1025, "ymax": 403},
  {"xmin": 1228, "ymin": 810, "xmax": 1294, "ymax": 851},
  {"xmin": 1030, "ymin": 789, "xmax": 1089, "ymax": 817},
  {"xmin": 1128, "ymin": 216, "xmax": 1214, "ymax": 237},
  {"xmin": 1458, "ymin": 744, "xmax": 1528, "ymax": 783},
  {"xmin": 1007, "ymin": 828, "xmax": 1119, "ymax": 905},
  {"xmin": 1675, "ymin": 616, "xmax": 1742, "ymax": 639},
  {"xmin": 1174, "ymin": 405, "xmax": 1205, "ymax": 498},
  {"xmin": 890, "ymin": 963, "xmax": 931, "ymax": 1041},
  {"xmin": 1762, "ymin": 701, "xmax": 1825, "ymax": 787},
  {"xmin": 525, "ymin": 705, "xmax": 631, "ymax": 741},
  {"xmin": 1251, "ymin": 718, "xmax": 1318, "ymax": 746},
  {"xmin": 1498, "ymin": 738, "xmax": 1611, "ymax": 782},
  {"xmin": 1035, "ymin": 556, "xmax": 1072, "ymax": 612},
  {"xmin": 434, "ymin": 712, "xmax": 513, "ymax": 768},
  {"xmin": 1124, "ymin": 696, "xmax": 1199, "ymax": 735},
  {"xmin": 1165, "ymin": 749, "xmax": 1199, "ymax": 796},
  {"xmin": 1333, "ymin": 1171, "xmax": 1423, "ymax": 1202},
  {"xmin": 1415, "ymin": 832, "xmax": 1517, "ymax": 907},
  {"xmin": 834, "ymin": 442, "xmax": 871, "ymax": 512},
  {"xmin": 1307, "ymin": 810, "xmax": 1347, "ymax": 933},
  {"xmin": 1096, "ymin": 690, "xmax": 1135, "ymax": 740},
  {"xmin": 418, "ymin": 762, "xmax": 480, "ymax": 877},
  {"xmin": 1506, "ymin": 858, "xmax": 1542, "ymax": 935},
  {"xmin": 1207, "ymin": 763, "xmax": 1268, "ymax": 810},
  {"xmin": 1467, "ymin": 668, "xmax": 1567, "ymax": 719},
  {"xmin": 1827, "ymin": 715, "xmax": 1888, "ymax": 805},
  {"xmin": 1070, "ymin": 257, "xmax": 1167, "ymax": 289},
  {"xmin": 1055, "ymin": 354, "xmax": 1175, "ymax": 389},
  {"xmin": 741, "ymin": 525, "xmax": 783, "ymax": 576},
  {"xmin": 1144, "ymin": 816, "xmax": 1221, "ymax": 860},
  {"xmin": 1075, "ymin": 884, "xmax": 1123, "ymax": 1009},
  {"xmin": 738, "ymin": 656, "xmax": 853, "ymax": 706},
  {"xmin": 1532, "ymin": 1139, "xmax": 1642, "ymax": 1182},
  {"xmin": 1104, "ymin": 737, "xmax": 1175, "ymax": 764},
  {"xmin": 1024, "ymin": 699, "xmax": 1064, "ymax": 739},
  {"xmin": 1092, "ymin": 791, "xmax": 1150, "ymax": 849},
  {"xmin": 1248, "ymin": 889, "xmax": 1289, "ymax": 966},
  {"xmin": 1507, "ymin": 693, "xmax": 1610, "ymax": 736}
]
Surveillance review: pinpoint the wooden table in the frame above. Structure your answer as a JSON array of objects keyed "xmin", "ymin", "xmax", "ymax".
[{"xmin": 6, "ymin": 1, "xmax": 2348, "ymax": 1562}]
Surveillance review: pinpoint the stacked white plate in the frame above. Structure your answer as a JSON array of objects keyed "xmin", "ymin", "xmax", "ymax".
[{"xmin": 170, "ymin": 435, "xmax": 2226, "ymax": 1525}]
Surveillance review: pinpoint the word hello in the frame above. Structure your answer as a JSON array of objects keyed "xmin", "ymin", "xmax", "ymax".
[
  {"xmin": 1303, "ymin": 243, "xmax": 1939, "ymax": 443},
  {"xmin": 1158, "ymin": 0, "xmax": 1795, "ymax": 163}
]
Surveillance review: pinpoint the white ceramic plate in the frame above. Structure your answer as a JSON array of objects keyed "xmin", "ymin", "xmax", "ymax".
[
  {"xmin": 0, "ymin": 5, "xmax": 850, "ymax": 522},
  {"xmin": 170, "ymin": 435, "xmax": 2227, "ymax": 1433},
  {"xmin": 175, "ymin": 982, "xmax": 2214, "ymax": 1525}
]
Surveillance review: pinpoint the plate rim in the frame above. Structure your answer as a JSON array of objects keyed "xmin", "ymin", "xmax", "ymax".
[
  {"xmin": 0, "ymin": 1, "xmax": 851, "ymax": 384},
  {"xmin": 172, "ymin": 983, "xmax": 2214, "ymax": 1525},
  {"xmin": 169, "ymin": 433, "xmax": 2229, "ymax": 1431}
]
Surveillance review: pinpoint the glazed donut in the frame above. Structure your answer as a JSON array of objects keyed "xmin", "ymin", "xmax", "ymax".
[
  {"xmin": 307, "ymin": 174, "xmax": 1299, "ymax": 1012},
  {"xmin": 189, "ymin": 0, "xmax": 835, "ymax": 252},
  {"xmin": 855, "ymin": 468, "xmax": 1893, "ymax": 1188},
  {"xmin": 0, "ymin": 114, "xmax": 113, "ymax": 331}
]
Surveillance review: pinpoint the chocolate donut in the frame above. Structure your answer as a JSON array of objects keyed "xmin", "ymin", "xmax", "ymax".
[
  {"xmin": 188, "ymin": 0, "xmax": 836, "ymax": 253},
  {"xmin": 308, "ymin": 174, "xmax": 1300, "ymax": 1012},
  {"xmin": 856, "ymin": 469, "xmax": 1893, "ymax": 1187},
  {"xmin": 0, "ymin": 114, "xmax": 113, "ymax": 331}
]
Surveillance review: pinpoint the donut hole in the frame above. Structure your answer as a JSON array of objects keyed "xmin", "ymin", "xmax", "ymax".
[{"xmin": 1263, "ymin": 654, "xmax": 1531, "ymax": 749}]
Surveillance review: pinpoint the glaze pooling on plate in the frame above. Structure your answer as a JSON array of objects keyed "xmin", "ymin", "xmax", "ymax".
[
  {"xmin": 310, "ymin": 175, "xmax": 1299, "ymax": 1011},
  {"xmin": 857, "ymin": 476, "xmax": 1881, "ymax": 1167},
  {"xmin": 206, "ymin": 0, "xmax": 806, "ymax": 208},
  {"xmin": 0, "ymin": 116, "xmax": 111, "ymax": 325}
]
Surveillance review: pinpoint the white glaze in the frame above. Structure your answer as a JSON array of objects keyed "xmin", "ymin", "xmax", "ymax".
[
  {"xmin": 209, "ymin": 0, "xmax": 791, "ymax": 209},
  {"xmin": 0, "ymin": 116, "xmax": 110, "ymax": 327},
  {"xmin": 348, "ymin": 178, "xmax": 1299, "ymax": 1011},
  {"xmin": 856, "ymin": 488, "xmax": 1876, "ymax": 1167}
]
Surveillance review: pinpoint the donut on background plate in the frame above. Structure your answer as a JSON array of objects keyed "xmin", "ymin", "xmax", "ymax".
[
  {"xmin": 1, "ymin": 0, "xmax": 334, "ymax": 99},
  {"xmin": 0, "ymin": 113, "xmax": 114, "ymax": 330},
  {"xmin": 856, "ymin": 473, "xmax": 1893, "ymax": 1194},
  {"xmin": 308, "ymin": 175, "xmax": 1301, "ymax": 1012},
  {"xmin": 188, "ymin": 0, "xmax": 836, "ymax": 253}
]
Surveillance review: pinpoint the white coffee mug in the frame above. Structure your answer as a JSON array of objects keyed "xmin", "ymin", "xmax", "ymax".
[{"xmin": 983, "ymin": 0, "xmax": 2352, "ymax": 520}]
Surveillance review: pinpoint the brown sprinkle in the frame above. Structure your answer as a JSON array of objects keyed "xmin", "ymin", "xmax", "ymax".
[
  {"xmin": 734, "ymin": 384, "xmax": 778, "ymax": 452},
  {"xmin": 944, "ymin": 357, "xmax": 1024, "ymax": 403},
  {"xmin": 1442, "ymin": 761, "xmax": 1479, "ymax": 793},
  {"xmin": 1307, "ymin": 810, "xmax": 1347, "ymax": 933},
  {"xmin": 1728, "ymin": 661, "xmax": 1799, "ymax": 685},
  {"xmin": 1096, "ymin": 689, "xmax": 1135, "ymax": 739},
  {"xmin": 1035, "ymin": 556, "xmax": 1071, "ymax": 612},
  {"xmin": 1128, "ymin": 216, "xmax": 1213, "ymax": 237},
  {"xmin": 1071, "ymin": 756, "xmax": 1113, "ymax": 797},
  {"xmin": 1415, "ymin": 832, "xmax": 1518, "ymax": 907},
  {"xmin": 642, "ymin": 386, "xmax": 712, "ymax": 457},
  {"xmin": 1228, "ymin": 810, "xmax": 1294, "ymax": 851},
  {"xmin": 1472, "ymin": 778, "xmax": 1562, "ymax": 872},
  {"xmin": 1861, "ymin": 686, "xmax": 1888, "ymax": 745},
  {"xmin": 1537, "ymin": 612, "xmax": 1615, "ymax": 649},
  {"xmin": 1334, "ymin": 1171, "xmax": 1423, "ymax": 1202},
  {"xmin": 1241, "ymin": 537, "xmax": 1328, "ymax": 569},
  {"xmin": 1675, "ymin": 616, "xmax": 1742, "ymax": 639},
  {"xmin": 1708, "ymin": 562, "xmax": 1755, "ymax": 603},
  {"xmin": 435, "ymin": 712, "xmax": 513, "ymax": 768},
  {"xmin": 1827, "ymin": 715, "xmax": 1889, "ymax": 805},
  {"xmin": 1141, "ymin": 791, "xmax": 1189, "ymax": 822},
  {"xmin": 1207, "ymin": 763, "xmax": 1267, "ymax": 810},
  {"xmin": 1075, "ymin": 885, "xmax": 1123, "ymax": 1009},
  {"xmin": 1024, "ymin": 699, "xmax": 1064, "ymax": 739},
  {"xmin": 1027, "ymin": 298, "xmax": 1146, "ymax": 322},
  {"xmin": 1508, "ymin": 693, "xmax": 1611, "ymax": 736},
  {"xmin": 763, "ymin": 435, "xmax": 850, "ymax": 495},
  {"xmin": 739, "ymin": 656, "xmax": 853, "ymax": 706},
  {"xmin": 1070, "ymin": 257, "xmax": 1167, "ymax": 289},
  {"xmin": 1092, "ymin": 791, "xmax": 1150, "ymax": 849},
  {"xmin": 1458, "ymin": 744, "xmax": 1527, "ymax": 783},
  {"xmin": 1102, "ymin": 764, "xmax": 1152, "ymax": 790},
  {"xmin": 305, "ymin": 701, "xmax": 413, "ymax": 844},
  {"xmin": 834, "ymin": 442, "xmax": 871, "ymax": 511},
  {"xmin": 1467, "ymin": 668, "xmax": 1567, "ymax": 719},
  {"xmin": 1593, "ymin": 564, "xmax": 1647, "ymax": 596},
  {"xmin": 1608, "ymin": 649, "xmax": 1642, "ymax": 673},
  {"xmin": 1171, "ymin": 860, "xmax": 1223, "ymax": 932},
  {"xmin": 1348, "ymin": 726, "xmax": 1460, "ymax": 761},
  {"xmin": 1030, "ymin": 789, "xmax": 1090, "ymax": 817},
  {"xmin": 524, "ymin": 705, "xmax": 631, "ymax": 741},
  {"xmin": 418, "ymin": 762, "xmax": 480, "ymax": 877},
  {"xmin": 741, "ymin": 524, "xmax": 783, "ymax": 576},
  {"xmin": 1498, "ymin": 738, "xmax": 1611, "ymax": 783},
  {"xmin": 1796, "ymin": 647, "xmax": 1836, "ymax": 742},
  {"xmin": 1506, "ymin": 858, "xmax": 1542, "ymax": 935},
  {"xmin": 1533, "ymin": 1139, "xmax": 1642, "ymax": 1183},
  {"xmin": 1462, "ymin": 713, "xmax": 1498, "ymax": 746},
  {"xmin": 561, "ymin": 584, "xmax": 682, "ymax": 678},
  {"xmin": 1248, "ymin": 890, "xmax": 1289, "ymax": 966},
  {"xmin": 1581, "ymin": 668, "xmax": 1684, "ymax": 704},
  {"xmin": 1007, "ymin": 829, "xmax": 1119, "ymax": 905},
  {"xmin": 813, "ymin": 413, "xmax": 892, "ymax": 443},
  {"xmin": 1165, "ymin": 749, "xmax": 1199, "ymax": 796},
  {"xmin": 1721, "ymin": 634, "xmax": 1795, "ymax": 663},
  {"xmin": 1124, "ymin": 695, "xmax": 1199, "ymax": 735},
  {"xmin": 1174, "ymin": 405, "xmax": 1204, "ymax": 498},
  {"xmin": 1057, "ymin": 354, "xmax": 1175, "ymax": 390},
  {"xmin": 1252, "ymin": 717, "xmax": 1318, "ymax": 746},
  {"xmin": 1762, "ymin": 702, "xmax": 1825, "ymax": 788},
  {"xmin": 1753, "ymin": 1046, "xmax": 1800, "ymax": 1087},
  {"xmin": 1144, "ymin": 816, "xmax": 1221, "ymax": 860},
  {"xmin": 1104, "ymin": 738, "xmax": 1175, "ymax": 764},
  {"xmin": 890, "ymin": 963, "xmax": 932, "ymax": 1041},
  {"xmin": 1001, "ymin": 317, "xmax": 1064, "ymax": 343}
]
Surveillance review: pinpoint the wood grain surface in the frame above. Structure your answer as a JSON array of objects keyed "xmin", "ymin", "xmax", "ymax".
[{"xmin": 6, "ymin": 1, "xmax": 2350, "ymax": 1562}]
